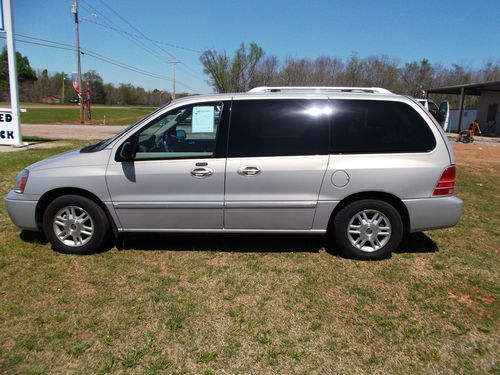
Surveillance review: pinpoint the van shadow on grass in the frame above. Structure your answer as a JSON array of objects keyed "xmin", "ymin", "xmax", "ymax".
[
  {"xmin": 117, "ymin": 233, "xmax": 325, "ymax": 253},
  {"xmin": 19, "ymin": 230, "xmax": 438, "ymax": 256},
  {"xmin": 117, "ymin": 231, "xmax": 438, "ymax": 256}
]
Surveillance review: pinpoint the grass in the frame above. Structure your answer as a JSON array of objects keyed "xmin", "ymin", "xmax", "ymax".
[
  {"xmin": 19, "ymin": 106, "xmax": 155, "ymax": 125},
  {"xmin": 0, "ymin": 141, "xmax": 498, "ymax": 374}
]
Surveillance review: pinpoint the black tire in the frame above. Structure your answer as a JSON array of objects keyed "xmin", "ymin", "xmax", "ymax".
[
  {"xmin": 42, "ymin": 194, "xmax": 110, "ymax": 254},
  {"xmin": 332, "ymin": 199, "xmax": 403, "ymax": 260}
]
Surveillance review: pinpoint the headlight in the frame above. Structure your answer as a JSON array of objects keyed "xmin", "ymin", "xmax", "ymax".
[{"xmin": 14, "ymin": 169, "xmax": 29, "ymax": 194}]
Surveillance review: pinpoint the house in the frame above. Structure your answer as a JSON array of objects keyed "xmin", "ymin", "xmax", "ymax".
[{"xmin": 41, "ymin": 95, "xmax": 62, "ymax": 104}]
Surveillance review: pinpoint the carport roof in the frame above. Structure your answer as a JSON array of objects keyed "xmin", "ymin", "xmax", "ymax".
[{"xmin": 427, "ymin": 80, "xmax": 500, "ymax": 96}]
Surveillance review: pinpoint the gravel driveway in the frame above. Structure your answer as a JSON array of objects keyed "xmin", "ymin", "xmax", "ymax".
[{"xmin": 21, "ymin": 124, "xmax": 128, "ymax": 140}]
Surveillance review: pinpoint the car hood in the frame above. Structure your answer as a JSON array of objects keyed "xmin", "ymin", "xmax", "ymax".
[{"xmin": 27, "ymin": 148, "xmax": 111, "ymax": 171}]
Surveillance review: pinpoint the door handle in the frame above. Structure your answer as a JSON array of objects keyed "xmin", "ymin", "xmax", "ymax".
[
  {"xmin": 237, "ymin": 166, "xmax": 261, "ymax": 176},
  {"xmin": 190, "ymin": 167, "xmax": 214, "ymax": 178}
]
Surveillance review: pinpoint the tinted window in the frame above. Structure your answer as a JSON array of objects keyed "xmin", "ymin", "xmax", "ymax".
[
  {"xmin": 228, "ymin": 99, "xmax": 329, "ymax": 157},
  {"xmin": 133, "ymin": 102, "xmax": 223, "ymax": 160},
  {"xmin": 330, "ymin": 100, "xmax": 436, "ymax": 154}
]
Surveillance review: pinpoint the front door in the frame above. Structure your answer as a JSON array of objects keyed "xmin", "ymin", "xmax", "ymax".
[
  {"xmin": 438, "ymin": 101, "xmax": 450, "ymax": 131},
  {"xmin": 106, "ymin": 101, "xmax": 228, "ymax": 231},
  {"xmin": 224, "ymin": 98, "xmax": 330, "ymax": 230}
]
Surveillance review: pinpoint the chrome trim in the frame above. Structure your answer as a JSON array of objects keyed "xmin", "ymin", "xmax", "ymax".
[
  {"xmin": 237, "ymin": 166, "xmax": 261, "ymax": 176},
  {"xmin": 114, "ymin": 202, "xmax": 223, "ymax": 209},
  {"xmin": 114, "ymin": 201, "xmax": 317, "ymax": 210},
  {"xmin": 118, "ymin": 228, "xmax": 327, "ymax": 233},
  {"xmin": 190, "ymin": 167, "xmax": 214, "ymax": 178},
  {"xmin": 225, "ymin": 201, "xmax": 317, "ymax": 209}
]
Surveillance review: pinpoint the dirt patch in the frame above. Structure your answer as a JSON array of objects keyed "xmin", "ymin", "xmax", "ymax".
[{"xmin": 452, "ymin": 143, "xmax": 500, "ymax": 168}]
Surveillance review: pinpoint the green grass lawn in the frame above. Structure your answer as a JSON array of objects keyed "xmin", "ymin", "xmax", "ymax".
[
  {"xmin": 0, "ymin": 141, "xmax": 498, "ymax": 374},
  {"xmin": 20, "ymin": 106, "xmax": 155, "ymax": 125}
]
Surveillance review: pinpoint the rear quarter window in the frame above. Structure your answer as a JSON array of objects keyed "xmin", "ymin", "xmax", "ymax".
[{"xmin": 330, "ymin": 100, "xmax": 436, "ymax": 154}]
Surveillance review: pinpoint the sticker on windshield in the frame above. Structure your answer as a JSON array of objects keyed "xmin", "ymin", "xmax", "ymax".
[{"xmin": 192, "ymin": 106, "xmax": 215, "ymax": 133}]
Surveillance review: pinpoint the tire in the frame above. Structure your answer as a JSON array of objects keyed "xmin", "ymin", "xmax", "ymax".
[
  {"xmin": 332, "ymin": 199, "xmax": 403, "ymax": 260},
  {"xmin": 42, "ymin": 195, "xmax": 110, "ymax": 254}
]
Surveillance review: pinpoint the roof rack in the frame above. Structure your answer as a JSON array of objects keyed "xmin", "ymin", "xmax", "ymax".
[{"xmin": 248, "ymin": 86, "xmax": 393, "ymax": 94}]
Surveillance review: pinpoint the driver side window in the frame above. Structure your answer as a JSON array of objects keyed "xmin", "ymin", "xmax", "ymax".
[{"xmin": 135, "ymin": 102, "xmax": 222, "ymax": 160}]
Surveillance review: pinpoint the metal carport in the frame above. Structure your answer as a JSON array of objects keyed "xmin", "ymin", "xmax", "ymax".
[{"xmin": 426, "ymin": 81, "xmax": 500, "ymax": 133}]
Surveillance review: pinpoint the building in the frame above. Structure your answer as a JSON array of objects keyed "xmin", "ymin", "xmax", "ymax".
[
  {"xmin": 41, "ymin": 95, "xmax": 62, "ymax": 104},
  {"xmin": 426, "ymin": 81, "xmax": 500, "ymax": 136}
]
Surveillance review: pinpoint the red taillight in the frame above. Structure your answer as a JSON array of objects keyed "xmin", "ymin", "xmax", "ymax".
[{"xmin": 433, "ymin": 166, "xmax": 456, "ymax": 196}]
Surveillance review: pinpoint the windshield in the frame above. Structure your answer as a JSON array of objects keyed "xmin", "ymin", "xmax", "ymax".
[{"xmin": 80, "ymin": 102, "xmax": 171, "ymax": 153}]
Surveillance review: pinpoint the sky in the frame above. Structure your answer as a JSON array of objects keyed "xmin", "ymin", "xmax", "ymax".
[{"xmin": 3, "ymin": 0, "xmax": 500, "ymax": 94}]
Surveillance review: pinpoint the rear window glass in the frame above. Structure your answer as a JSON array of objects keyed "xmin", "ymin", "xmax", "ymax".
[{"xmin": 330, "ymin": 100, "xmax": 436, "ymax": 154}]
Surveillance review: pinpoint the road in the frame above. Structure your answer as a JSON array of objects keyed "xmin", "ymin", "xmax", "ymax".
[{"xmin": 21, "ymin": 124, "xmax": 128, "ymax": 140}]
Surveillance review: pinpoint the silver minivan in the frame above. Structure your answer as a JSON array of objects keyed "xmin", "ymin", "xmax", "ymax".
[{"xmin": 5, "ymin": 87, "xmax": 463, "ymax": 259}]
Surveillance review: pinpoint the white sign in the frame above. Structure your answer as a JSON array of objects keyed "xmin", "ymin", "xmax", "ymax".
[
  {"xmin": 0, "ymin": 108, "xmax": 20, "ymax": 145},
  {"xmin": 1, "ymin": 0, "xmax": 23, "ymax": 146},
  {"xmin": 192, "ymin": 106, "xmax": 214, "ymax": 133}
]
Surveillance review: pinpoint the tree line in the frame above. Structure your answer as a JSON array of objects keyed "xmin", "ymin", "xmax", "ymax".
[
  {"xmin": 0, "ymin": 48, "xmax": 181, "ymax": 106},
  {"xmin": 200, "ymin": 43, "xmax": 500, "ymax": 105},
  {"xmin": 1, "ymin": 45, "xmax": 499, "ymax": 106}
]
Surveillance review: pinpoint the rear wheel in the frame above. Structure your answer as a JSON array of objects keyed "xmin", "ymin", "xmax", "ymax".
[
  {"xmin": 332, "ymin": 199, "xmax": 403, "ymax": 260},
  {"xmin": 43, "ymin": 195, "xmax": 110, "ymax": 254}
]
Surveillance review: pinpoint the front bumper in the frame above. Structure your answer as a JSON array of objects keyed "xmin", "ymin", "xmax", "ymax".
[
  {"xmin": 4, "ymin": 190, "xmax": 39, "ymax": 231},
  {"xmin": 403, "ymin": 196, "xmax": 463, "ymax": 232}
]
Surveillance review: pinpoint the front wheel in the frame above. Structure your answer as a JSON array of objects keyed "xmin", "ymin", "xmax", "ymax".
[
  {"xmin": 332, "ymin": 199, "xmax": 403, "ymax": 260},
  {"xmin": 42, "ymin": 195, "xmax": 110, "ymax": 254}
]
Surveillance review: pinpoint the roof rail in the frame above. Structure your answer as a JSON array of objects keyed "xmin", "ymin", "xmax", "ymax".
[{"xmin": 248, "ymin": 86, "xmax": 393, "ymax": 94}]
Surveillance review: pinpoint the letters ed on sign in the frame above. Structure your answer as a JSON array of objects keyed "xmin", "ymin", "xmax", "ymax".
[{"xmin": 0, "ymin": 109, "xmax": 20, "ymax": 145}]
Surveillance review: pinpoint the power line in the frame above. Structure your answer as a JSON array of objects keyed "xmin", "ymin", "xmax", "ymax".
[
  {"xmin": 82, "ymin": 12, "xmax": 201, "ymax": 53},
  {"xmin": 95, "ymin": 0, "xmax": 204, "ymax": 80},
  {"xmin": 2, "ymin": 35, "xmax": 173, "ymax": 82},
  {"xmin": 15, "ymin": 34, "xmax": 170, "ymax": 80},
  {"xmin": 79, "ymin": 1, "xmax": 202, "ymax": 91},
  {"xmin": 79, "ymin": 0, "xmax": 167, "ymax": 64}
]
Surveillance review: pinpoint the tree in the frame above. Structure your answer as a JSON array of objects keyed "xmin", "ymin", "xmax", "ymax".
[
  {"xmin": 83, "ymin": 70, "xmax": 106, "ymax": 104},
  {"xmin": 200, "ymin": 42, "xmax": 265, "ymax": 92},
  {"xmin": 0, "ymin": 48, "xmax": 37, "ymax": 100}
]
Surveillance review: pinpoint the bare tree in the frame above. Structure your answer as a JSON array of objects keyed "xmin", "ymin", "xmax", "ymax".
[{"xmin": 200, "ymin": 43, "xmax": 265, "ymax": 93}]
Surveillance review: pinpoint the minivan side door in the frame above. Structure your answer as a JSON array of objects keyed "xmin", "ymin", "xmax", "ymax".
[
  {"xmin": 224, "ymin": 98, "xmax": 330, "ymax": 231},
  {"xmin": 106, "ymin": 100, "xmax": 229, "ymax": 231}
]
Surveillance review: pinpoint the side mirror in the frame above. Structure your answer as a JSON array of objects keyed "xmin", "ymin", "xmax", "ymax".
[
  {"xmin": 119, "ymin": 141, "xmax": 136, "ymax": 160},
  {"xmin": 176, "ymin": 129, "xmax": 186, "ymax": 141}
]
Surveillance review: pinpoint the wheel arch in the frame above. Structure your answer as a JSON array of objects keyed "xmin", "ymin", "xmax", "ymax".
[
  {"xmin": 35, "ymin": 187, "xmax": 119, "ymax": 238},
  {"xmin": 327, "ymin": 191, "xmax": 410, "ymax": 235}
]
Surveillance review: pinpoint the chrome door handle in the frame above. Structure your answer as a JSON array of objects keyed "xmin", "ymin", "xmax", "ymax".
[
  {"xmin": 237, "ymin": 166, "xmax": 261, "ymax": 176},
  {"xmin": 190, "ymin": 167, "xmax": 214, "ymax": 178}
]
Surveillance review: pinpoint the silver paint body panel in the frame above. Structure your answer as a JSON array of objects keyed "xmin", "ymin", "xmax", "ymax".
[{"xmin": 4, "ymin": 91, "xmax": 463, "ymax": 235}]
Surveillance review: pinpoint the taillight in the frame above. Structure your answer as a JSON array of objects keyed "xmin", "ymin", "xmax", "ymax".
[{"xmin": 433, "ymin": 166, "xmax": 456, "ymax": 196}]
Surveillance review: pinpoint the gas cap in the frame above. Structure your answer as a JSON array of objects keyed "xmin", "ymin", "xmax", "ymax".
[{"xmin": 331, "ymin": 170, "xmax": 350, "ymax": 188}]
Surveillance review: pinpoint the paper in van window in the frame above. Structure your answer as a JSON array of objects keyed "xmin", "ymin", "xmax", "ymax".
[{"xmin": 192, "ymin": 106, "xmax": 214, "ymax": 133}]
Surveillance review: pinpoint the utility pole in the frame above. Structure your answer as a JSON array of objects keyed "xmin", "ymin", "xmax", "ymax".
[
  {"xmin": 71, "ymin": 0, "xmax": 84, "ymax": 124},
  {"xmin": 168, "ymin": 60, "xmax": 179, "ymax": 99}
]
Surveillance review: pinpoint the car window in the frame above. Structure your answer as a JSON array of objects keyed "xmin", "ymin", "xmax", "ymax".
[
  {"xmin": 330, "ymin": 100, "xmax": 436, "ymax": 154},
  {"xmin": 228, "ymin": 99, "xmax": 329, "ymax": 158},
  {"xmin": 134, "ymin": 102, "xmax": 222, "ymax": 160},
  {"xmin": 428, "ymin": 101, "xmax": 439, "ymax": 114}
]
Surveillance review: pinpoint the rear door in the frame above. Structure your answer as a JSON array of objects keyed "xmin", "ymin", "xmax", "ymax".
[{"xmin": 224, "ymin": 98, "xmax": 330, "ymax": 230}]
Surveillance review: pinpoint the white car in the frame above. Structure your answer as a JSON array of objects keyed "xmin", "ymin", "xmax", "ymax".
[{"xmin": 417, "ymin": 99, "xmax": 450, "ymax": 131}]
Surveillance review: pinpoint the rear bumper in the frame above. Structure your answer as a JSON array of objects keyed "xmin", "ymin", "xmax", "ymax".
[
  {"xmin": 4, "ymin": 191, "xmax": 39, "ymax": 231},
  {"xmin": 403, "ymin": 196, "xmax": 463, "ymax": 232}
]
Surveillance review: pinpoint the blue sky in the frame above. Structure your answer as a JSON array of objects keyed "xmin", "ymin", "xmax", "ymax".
[{"xmin": 4, "ymin": 0, "xmax": 500, "ymax": 94}]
